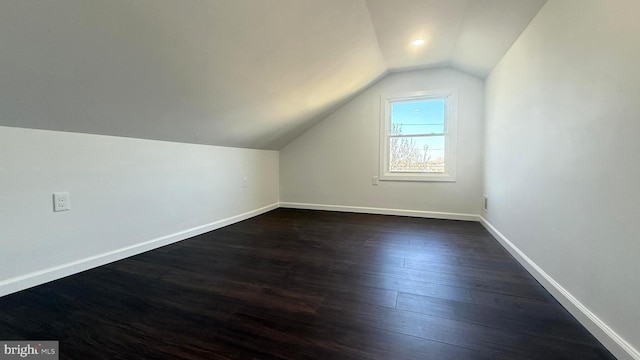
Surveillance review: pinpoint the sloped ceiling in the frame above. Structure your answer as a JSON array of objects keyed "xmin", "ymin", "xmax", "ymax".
[
  {"xmin": 0, "ymin": 0, "xmax": 545, "ymax": 149},
  {"xmin": 366, "ymin": 0, "xmax": 547, "ymax": 77}
]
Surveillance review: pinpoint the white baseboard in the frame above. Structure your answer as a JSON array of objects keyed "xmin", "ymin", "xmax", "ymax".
[
  {"xmin": 279, "ymin": 202, "xmax": 479, "ymax": 221},
  {"xmin": 0, "ymin": 203, "xmax": 279, "ymax": 298},
  {"xmin": 479, "ymin": 217, "xmax": 639, "ymax": 360}
]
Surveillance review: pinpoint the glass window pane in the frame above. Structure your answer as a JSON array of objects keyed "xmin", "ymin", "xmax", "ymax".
[
  {"xmin": 389, "ymin": 136, "xmax": 445, "ymax": 173},
  {"xmin": 391, "ymin": 99, "xmax": 445, "ymax": 135}
]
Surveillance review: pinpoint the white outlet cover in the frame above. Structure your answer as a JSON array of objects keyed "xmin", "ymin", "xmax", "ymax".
[{"xmin": 53, "ymin": 192, "xmax": 70, "ymax": 212}]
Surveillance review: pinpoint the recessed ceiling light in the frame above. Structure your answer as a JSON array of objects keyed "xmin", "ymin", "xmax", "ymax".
[{"xmin": 411, "ymin": 39, "xmax": 425, "ymax": 46}]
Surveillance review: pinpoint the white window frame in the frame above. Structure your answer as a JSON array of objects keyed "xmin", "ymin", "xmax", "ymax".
[{"xmin": 379, "ymin": 89, "xmax": 458, "ymax": 182}]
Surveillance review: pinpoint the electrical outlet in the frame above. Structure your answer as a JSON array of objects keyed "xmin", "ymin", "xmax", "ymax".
[
  {"xmin": 53, "ymin": 192, "xmax": 70, "ymax": 212},
  {"xmin": 372, "ymin": 176, "xmax": 379, "ymax": 186},
  {"xmin": 243, "ymin": 177, "xmax": 248, "ymax": 188},
  {"xmin": 482, "ymin": 195, "xmax": 488, "ymax": 212}
]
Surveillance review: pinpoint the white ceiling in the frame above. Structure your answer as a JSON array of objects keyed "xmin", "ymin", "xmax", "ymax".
[
  {"xmin": 367, "ymin": 0, "xmax": 547, "ymax": 76},
  {"xmin": 0, "ymin": 0, "xmax": 546, "ymax": 149}
]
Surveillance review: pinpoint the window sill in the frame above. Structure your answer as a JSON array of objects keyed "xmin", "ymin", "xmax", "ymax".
[{"xmin": 379, "ymin": 172, "xmax": 456, "ymax": 182}]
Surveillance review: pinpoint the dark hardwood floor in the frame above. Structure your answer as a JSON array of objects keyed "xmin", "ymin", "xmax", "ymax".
[{"xmin": 0, "ymin": 209, "xmax": 615, "ymax": 359}]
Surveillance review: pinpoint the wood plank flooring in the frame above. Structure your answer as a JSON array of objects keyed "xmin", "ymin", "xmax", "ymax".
[{"xmin": 0, "ymin": 209, "xmax": 616, "ymax": 359}]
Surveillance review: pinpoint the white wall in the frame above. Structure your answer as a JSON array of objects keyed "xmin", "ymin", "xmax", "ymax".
[
  {"xmin": 280, "ymin": 68, "xmax": 484, "ymax": 217},
  {"xmin": 484, "ymin": 0, "xmax": 640, "ymax": 358},
  {"xmin": 0, "ymin": 126, "xmax": 279, "ymax": 297}
]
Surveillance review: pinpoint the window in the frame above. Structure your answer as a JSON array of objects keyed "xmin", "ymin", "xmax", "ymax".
[{"xmin": 379, "ymin": 89, "xmax": 458, "ymax": 182}]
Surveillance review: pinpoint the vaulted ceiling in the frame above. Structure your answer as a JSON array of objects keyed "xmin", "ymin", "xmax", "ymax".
[{"xmin": 0, "ymin": 0, "xmax": 546, "ymax": 149}]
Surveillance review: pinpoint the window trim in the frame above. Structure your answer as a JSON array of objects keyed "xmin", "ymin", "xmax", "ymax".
[{"xmin": 379, "ymin": 89, "xmax": 458, "ymax": 182}]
